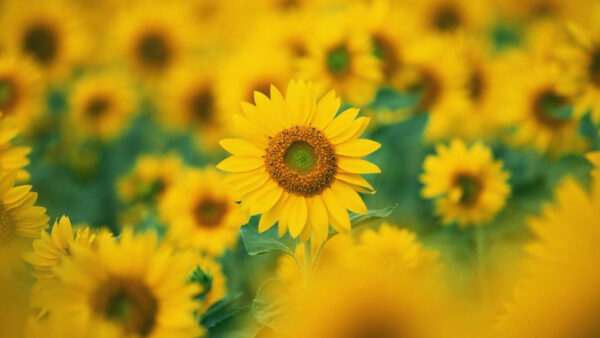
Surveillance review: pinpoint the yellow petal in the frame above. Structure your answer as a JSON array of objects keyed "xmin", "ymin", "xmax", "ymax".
[
  {"xmin": 321, "ymin": 188, "xmax": 350, "ymax": 232},
  {"xmin": 217, "ymin": 156, "xmax": 264, "ymax": 173},
  {"xmin": 337, "ymin": 157, "xmax": 381, "ymax": 174},
  {"xmin": 323, "ymin": 108, "xmax": 359, "ymax": 139},
  {"xmin": 287, "ymin": 195, "xmax": 308, "ymax": 238},
  {"xmin": 219, "ymin": 139, "xmax": 265, "ymax": 156},
  {"xmin": 258, "ymin": 193, "xmax": 289, "ymax": 233},
  {"xmin": 330, "ymin": 181, "xmax": 367, "ymax": 214},
  {"xmin": 335, "ymin": 139, "xmax": 381, "ymax": 157},
  {"xmin": 309, "ymin": 196, "xmax": 329, "ymax": 241},
  {"xmin": 311, "ymin": 90, "xmax": 340, "ymax": 129},
  {"xmin": 328, "ymin": 117, "xmax": 370, "ymax": 145},
  {"xmin": 335, "ymin": 173, "xmax": 375, "ymax": 193}
]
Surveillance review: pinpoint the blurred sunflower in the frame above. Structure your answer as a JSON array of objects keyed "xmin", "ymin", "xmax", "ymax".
[
  {"xmin": 395, "ymin": 37, "xmax": 468, "ymax": 141},
  {"xmin": 118, "ymin": 154, "xmax": 184, "ymax": 206},
  {"xmin": 0, "ymin": 170, "xmax": 49, "ymax": 278},
  {"xmin": 159, "ymin": 168, "xmax": 248, "ymax": 256},
  {"xmin": 421, "ymin": 139, "xmax": 511, "ymax": 226},
  {"xmin": 192, "ymin": 255, "xmax": 227, "ymax": 313},
  {"xmin": 113, "ymin": 3, "xmax": 193, "ymax": 83},
  {"xmin": 0, "ymin": 55, "xmax": 43, "ymax": 132},
  {"xmin": 49, "ymin": 229, "xmax": 202, "ymax": 338},
  {"xmin": 495, "ymin": 0, "xmax": 590, "ymax": 23},
  {"xmin": 160, "ymin": 60, "xmax": 230, "ymax": 150},
  {"xmin": 587, "ymin": 151, "xmax": 600, "ymax": 178},
  {"xmin": 0, "ymin": 116, "xmax": 32, "ymax": 181},
  {"xmin": 406, "ymin": 0, "xmax": 492, "ymax": 35},
  {"xmin": 496, "ymin": 178, "xmax": 600, "ymax": 338},
  {"xmin": 297, "ymin": 15, "xmax": 382, "ymax": 105},
  {"xmin": 505, "ymin": 55, "xmax": 588, "ymax": 155},
  {"xmin": 217, "ymin": 80, "xmax": 380, "ymax": 243},
  {"xmin": 68, "ymin": 72, "xmax": 137, "ymax": 141},
  {"xmin": 0, "ymin": 0, "xmax": 88, "ymax": 82}
]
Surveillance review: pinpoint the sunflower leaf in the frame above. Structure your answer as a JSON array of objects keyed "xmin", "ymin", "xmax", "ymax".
[
  {"xmin": 252, "ymin": 278, "xmax": 292, "ymax": 331},
  {"xmin": 201, "ymin": 292, "xmax": 245, "ymax": 328},
  {"xmin": 241, "ymin": 218, "xmax": 296, "ymax": 256},
  {"xmin": 349, "ymin": 205, "xmax": 398, "ymax": 228}
]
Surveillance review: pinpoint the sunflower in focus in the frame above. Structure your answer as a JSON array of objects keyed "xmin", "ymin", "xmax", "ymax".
[
  {"xmin": 0, "ymin": 0, "xmax": 88, "ymax": 82},
  {"xmin": 421, "ymin": 139, "xmax": 510, "ymax": 226},
  {"xmin": 44, "ymin": 229, "xmax": 202, "ymax": 338},
  {"xmin": 505, "ymin": 55, "xmax": 588, "ymax": 155},
  {"xmin": 118, "ymin": 154, "xmax": 184, "ymax": 206},
  {"xmin": 0, "ymin": 55, "xmax": 43, "ymax": 133},
  {"xmin": 159, "ymin": 168, "xmax": 248, "ymax": 256},
  {"xmin": 112, "ymin": 3, "xmax": 193, "ymax": 83},
  {"xmin": 0, "ymin": 116, "xmax": 31, "ymax": 182},
  {"xmin": 297, "ymin": 15, "xmax": 382, "ymax": 105},
  {"xmin": 217, "ymin": 80, "xmax": 380, "ymax": 243},
  {"xmin": 0, "ymin": 170, "xmax": 49, "ymax": 278},
  {"xmin": 160, "ymin": 61, "xmax": 231, "ymax": 150},
  {"xmin": 496, "ymin": 177, "xmax": 600, "ymax": 338},
  {"xmin": 68, "ymin": 72, "xmax": 137, "ymax": 141}
]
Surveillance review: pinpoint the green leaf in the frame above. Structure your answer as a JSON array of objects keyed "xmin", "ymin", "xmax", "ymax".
[
  {"xmin": 240, "ymin": 218, "xmax": 295, "ymax": 256},
  {"xmin": 251, "ymin": 278, "xmax": 292, "ymax": 331},
  {"xmin": 201, "ymin": 293, "xmax": 245, "ymax": 328},
  {"xmin": 349, "ymin": 205, "xmax": 397, "ymax": 228},
  {"xmin": 189, "ymin": 265, "xmax": 213, "ymax": 303}
]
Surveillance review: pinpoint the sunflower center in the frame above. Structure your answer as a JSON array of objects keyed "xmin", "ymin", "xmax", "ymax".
[
  {"xmin": 265, "ymin": 126, "xmax": 336, "ymax": 196},
  {"xmin": 588, "ymin": 48, "xmax": 600, "ymax": 87},
  {"xmin": 22, "ymin": 24, "xmax": 58, "ymax": 65},
  {"xmin": 189, "ymin": 88, "xmax": 215, "ymax": 123},
  {"xmin": 137, "ymin": 32, "xmax": 171, "ymax": 71},
  {"xmin": 327, "ymin": 45, "xmax": 351, "ymax": 76},
  {"xmin": 468, "ymin": 70, "xmax": 485, "ymax": 102},
  {"xmin": 373, "ymin": 35, "xmax": 400, "ymax": 79},
  {"xmin": 86, "ymin": 96, "xmax": 111, "ymax": 118},
  {"xmin": 0, "ymin": 205, "xmax": 16, "ymax": 246},
  {"xmin": 193, "ymin": 198, "xmax": 228, "ymax": 228},
  {"xmin": 454, "ymin": 174, "xmax": 482, "ymax": 206},
  {"xmin": 433, "ymin": 4, "xmax": 462, "ymax": 32},
  {"xmin": 410, "ymin": 68, "xmax": 441, "ymax": 112},
  {"xmin": 91, "ymin": 276, "xmax": 158, "ymax": 337},
  {"xmin": 533, "ymin": 89, "xmax": 571, "ymax": 128},
  {"xmin": 0, "ymin": 78, "xmax": 18, "ymax": 112}
]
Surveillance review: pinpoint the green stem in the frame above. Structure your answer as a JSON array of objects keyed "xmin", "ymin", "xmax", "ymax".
[
  {"xmin": 475, "ymin": 226, "xmax": 487, "ymax": 300},
  {"xmin": 303, "ymin": 240, "xmax": 313, "ymax": 286}
]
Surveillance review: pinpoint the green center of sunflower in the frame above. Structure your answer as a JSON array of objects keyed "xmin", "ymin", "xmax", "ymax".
[
  {"xmin": 22, "ymin": 24, "xmax": 58, "ymax": 65},
  {"xmin": 193, "ymin": 198, "xmax": 228, "ymax": 228},
  {"xmin": 468, "ymin": 70, "xmax": 485, "ymax": 102},
  {"xmin": 86, "ymin": 96, "xmax": 111, "ymax": 118},
  {"xmin": 588, "ymin": 48, "xmax": 600, "ymax": 87},
  {"xmin": 327, "ymin": 45, "xmax": 351, "ymax": 76},
  {"xmin": 265, "ymin": 126, "xmax": 337, "ymax": 196},
  {"xmin": 0, "ymin": 78, "xmax": 17, "ymax": 112},
  {"xmin": 91, "ymin": 276, "xmax": 158, "ymax": 337},
  {"xmin": 137, "ymin": 32, "xmax": 171, "ymax": 71},
  {"xmin": 189, "ymin": 88, "xmax": 215, "ymax": 123},
  {"xmin": 284, "ymin": 141, "xmax": 316, "ymax": 173},
  {"xmin": 533, "ymin": 89, "xmax": 571, "ymax": 128},
  {"xmin": 433, "ymin": 4, "xmax": 462, "ymax": 32},
  {"xmin": 0, "ymin": 205, "xmax": 15, "ymax": 246},
  {"xmin": 455, "ymin": 174, "xmax": 482, "ymax": 206}
]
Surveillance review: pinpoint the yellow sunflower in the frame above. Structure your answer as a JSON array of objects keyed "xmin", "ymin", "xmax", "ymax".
[
  {"xmin": 0, "ymin": 0, "xmax": 88, "ymax": 82},
  {"xmin": 159, "ymin": 60, "xmax": 231, "ymax": 150},
  {"xmin": 297, "ymin": 14, "xmax": 382, "ymax": 105},
  {"xmin": 217, "ymin": 80, "xmax": 380, "ymax": 243},
  {"xmin": 0, "ymin": 55, "xmax": 43, "ymax": 133},
  {"xmin": 505, "ymin": 54, "xmax": 588, "ymax": 155},
  {"xmin": 118, "ymin": 153, "xmax": 184, "ymax": 206},
  {"xmin": 494, "ymin": 0, "xmax": 590, "ymax": 23},
  {"xmin": 420, "ymin": 139, "xmax": 511, "ymax": 226},
  {"xmin": 68, "ymin": 72, "xmax": 138, "ymax": 141},
  {"xmin": 47, "ymin": 229, "xmax": 202, "ymax": 338},
  {"xmin": 0, "ymin": 116, "xmax": 31, "ymax": 181},
  {"xmin": 0, "ymin": 170, "xmax": 49, "ymax": 278},
  {"xmin": 394, "ymin": 36, "xmax": 469, "ymax": 141},
  {"xmin": 587, "ymin": 151, "xmax": 600, "ymax": 179},
  {"xmin": 496, "ymin": 178, "xmax": 600, "ymax": 338},
  {"xmin": 405, "ymin": 0, "xmax": 492, "ymax": 36},
  {"xmin": 112, "ymin": 2, "xmax": 193, "ymax": 84},
  {"xmin": 159, "ymin": 168, "xmax": 249, "ymax": 256}
]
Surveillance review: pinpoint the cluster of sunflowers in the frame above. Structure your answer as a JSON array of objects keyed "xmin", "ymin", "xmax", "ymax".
[{"xmin": 1, "ymin": 0, "xmax": 600, "ymax": 337}]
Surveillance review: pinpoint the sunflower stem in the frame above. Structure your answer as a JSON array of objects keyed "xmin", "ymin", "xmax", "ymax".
[
  {"xmin": 475, "ymin": 225, "xmax": 487, "ymax": 300},
  {"xmin": 302, "ymin": 240, "xmax": 313, "ymax": 287}
]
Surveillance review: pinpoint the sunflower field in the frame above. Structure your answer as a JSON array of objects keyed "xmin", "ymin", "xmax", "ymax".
[{"xmin": 1, "ymin": 0, "xmax": 600, "ymax": 337}]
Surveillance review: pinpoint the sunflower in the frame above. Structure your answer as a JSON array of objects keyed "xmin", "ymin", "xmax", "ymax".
[
  {"xmin": 0, "ymin": 55, "xmax": 43, "ymax": 133},
  {"xmin": 159, "ymin": 60, "xmax": 231, "ymax": 150},
  {"xmin": 159, "ymin": 168, "xmax": 248, "ymax": 256},
  {"xmin": 420, "ymin": 139, "xmax": 510, "ymax": 227},
  {"xmin": 406, "ymin": 0, "xmax": 492, "ymax": 36},
  {"xmin": 496, "ymin": 178, "xmax": 600, "ymax": 338},
  {"xmin": 0, "ymin": 116, "xmax": 31, "ymax": 181},
  {"xmin": 112, "ymin": 2, "xmax": 193, "ymax": 83},
  {"xmin": 192, "ymin": 254, "xmax": 227, "ymax": 313},
  {"xmin": 0, "ymin": 170, "xmax": 49, "ymax": 278},
  {"xmin": 118, "ymin": 153, "xmax": 184, "ymax": 206},
  {"xmin": 46, "ymin": 229, "xmax": 202, "ymax": 338},
  {"xmin": 297, "ymin": 14, "xmax": 382, "ymax": 105},
  {"xmin": 281, "ymin": 270, "xmax": 450, "ymax": 338},
  {"xmin": 68, "ymin": 72, "xmax": 137, "ymax": 141},
  {"xmin": 0, "ymin": 0, "xmax": 88, "ymax": 82},
  {"xmin": 505, "ymin": 54, "xmax": 588, "ymax": 155},
  {"xmin": 587, "ymin": 151, "xmax": 600, "ymax": 179},
  {"xmin": 217, "ymin": 80, "xmax": 380, "ymax": 243},
  {"xmin": 494, "ymin": 0, "xmax": 590, "ymax": 23},
  {"xmin": 394, "ymin": 36, "xmax": 468, "ymax": 141}
]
